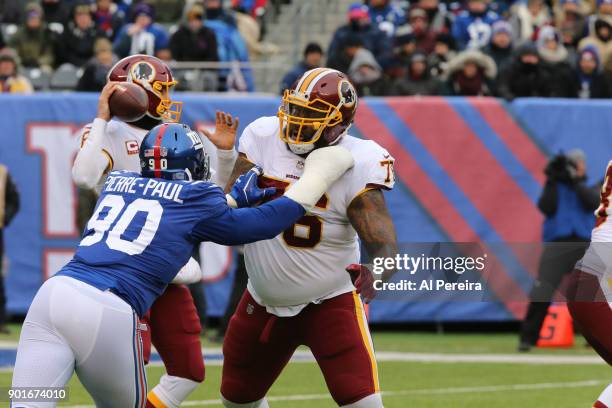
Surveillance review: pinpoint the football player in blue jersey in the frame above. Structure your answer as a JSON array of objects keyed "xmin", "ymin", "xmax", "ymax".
[{"xmin": 11, "ymin": 122, "xmax": 354, "ymax": 408}]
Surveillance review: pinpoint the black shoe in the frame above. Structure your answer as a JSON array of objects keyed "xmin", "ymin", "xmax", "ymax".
[{"xmin": 518, "ymin": 341, "xmax": 532, "ymax": 352}]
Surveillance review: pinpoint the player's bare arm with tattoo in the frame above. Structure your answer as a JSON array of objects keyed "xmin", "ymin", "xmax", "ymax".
[
  {"xmin": 347, "ymin": 189, "xmax": 398, "ymax": 301},
  {"xmin": 224, "ymin": 153, "xmax": 255, "ymax": 193}
]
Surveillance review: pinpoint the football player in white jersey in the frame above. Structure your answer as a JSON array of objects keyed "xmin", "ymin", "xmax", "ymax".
[
  {"xmin": 220, "ymin": 68, "xmax": 398, "ymax": 408},
  {"xmin": 72, "ymin": 54, "xmax": 238, "ymax": 408},
  {"xmin": 568, "ymin": 161, "xmax": 612, "ymax": 408}
]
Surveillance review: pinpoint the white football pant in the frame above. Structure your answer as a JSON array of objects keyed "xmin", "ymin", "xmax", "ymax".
[{"xmin": 11, "ymin": 276, "xmax": 147, "ymax": 408}]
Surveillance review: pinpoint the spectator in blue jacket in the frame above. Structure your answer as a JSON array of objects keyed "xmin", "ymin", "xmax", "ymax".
[
  {"xmin": 451, "ymin": 0, "xmax": 500, "ymax": 50},
  {"xmin": 519, "ymin": 149, "xmax": 600, "ymax": 352},
  {"xmin": 328, "ymin": 3, "xmax": 392, "ymax": 70},
  {"xmin": 204, "ymin": 0, "xmax": 255, "ymax": 92},
  {"xmin": 112, "ymin": 3, "xmax": 169, "ymax": 58},
  {"xmin": 279, "ymin": 42, "xmax": 323, "ymax": 94},
  {"xmin": 368, "ymin": 0, "xmax": 406, "ymax": 36}
]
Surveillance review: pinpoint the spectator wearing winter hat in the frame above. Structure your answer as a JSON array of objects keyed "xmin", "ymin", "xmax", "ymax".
[
  {"xmin": 586, "ymin": 0, "xmax": 612, "ymax": 36},
  {"xmin": 169, "ymin": 4, "xmax": 219, "ymax": 63},
  {"xmin": 537, "ymin": 26, "xmax": 568, "ymax": 62},
  {"xmin": 0, "ymin": 52, "xmax": 33, "ymax": 94},
  {"xmin": 383, "ymin": 25, "xmax": 417, "ymax": 80},
  {"xmin": 328, "ymin": 3, "xmax": 392, "ymax": 69},
  {"xmin": 537, "ymin": 26, "xmax": 576, "ymax": 96},
  {"xmin": 77, "ymin": 37, "xmax": 118, "ymax": 92},
  {"xmin": 348, "ymin": 47, "xmax": 387, "ymax": 96},
  {"xmin": 428, "ymin": 32, "xmax": 457, "ymax": 77},
  {"xmin": 368, "ymin": 0, "xmax": 406, "ymax": 36},
  {"xmin": 571, "ymin": 46, "xmax": 611, "ymax": 97},
  {"xmin": 56, "ymin": 4, "xmax": 105, "ymax": 68},
  {"xmin": 112, "ymin": 3, "xmax": 169, "ymax": 58},
  {"xmin": 203, "ymin": 0, "xmax": 255, "ymax": 92},
  {"xmin": 497, "ymin": 43, "xmax": 555, "ymax": 99},
  {"xmin": 409, "ymin": 8, "xmax": 436, "ymax": 54},
  {"xmin": 93, "ymin": 0, "xmax": 125, "ymax": 40},
  {"xmin": 9, "ymin": 3, "xmax": 56, "ymax": 71},
  {"xmin": 579, "ymin": 15, "xmax": 612, "ymax": 72},
  {"xmin": 485, "ymin": 20, "xmax": 515, "ymax": 73},
  {"xmin": 442, "ymin": 49, "xmax": 497, "ymax": 95},
  {"xmin": 279, "ymin": 43, "xmax": 323, "ymax": 94},
  {"xmin": 451, "ymin": 0, "xmax": 500, "ymax": 50},
  {"xmin": 554, "ymin": 0, "xmax": 587, "ymax": 49},
  {"xmin": 328, "ymin": 34, "xmax": 366, "ymax": 75},
  {"xmin": 509, "ymin": 0, "xmax": 551, "ymax": 43},
  {"xmin": 391, "ymin": 51, "xmax": 442, "ymax": 95},
  {"xmin": 418, "ymin": 0, "xmax": 454, "ymax": 34}
]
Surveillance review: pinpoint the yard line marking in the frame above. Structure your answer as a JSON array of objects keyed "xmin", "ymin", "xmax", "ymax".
[
  {"xmin": 65, "ymin": 380, "xmax": 609, "ymax": 407},
  {"xmin": 374, "ymin": 352, "xmax": 606, "ymax": 365},
  {"xmin": 0, "ymin": 349, "xmax": 605, "ymax": 371}
]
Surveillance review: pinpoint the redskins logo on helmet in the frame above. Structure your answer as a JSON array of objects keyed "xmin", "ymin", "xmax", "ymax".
[
  {"xmin": 278, "ymin": 68, "xmax": 358, "ymax": 155},
  {"xmin": 107, "ymin": 54, "xmax": 182, "ymax": 123}
]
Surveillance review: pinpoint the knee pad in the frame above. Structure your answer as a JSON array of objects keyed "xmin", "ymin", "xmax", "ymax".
[
  {"xmin": 220, "ymin": 395, "xmax": 269, "ymax": 408},
  {"xmin": 147, "ymin": 374, "xmax": 200, "ymax": 408},
  {"xmin": 341, "ymin": 393, "xmax": 384, "ymax": 408}
]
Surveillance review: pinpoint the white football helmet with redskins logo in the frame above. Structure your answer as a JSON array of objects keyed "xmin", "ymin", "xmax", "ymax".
[
  {"xmin": 107, "ymin": 54, "xmax": 182, "ymax": 123},
  {"xmin": 278, "ymin": 68, "xmax": 358, "ymax": 155}
]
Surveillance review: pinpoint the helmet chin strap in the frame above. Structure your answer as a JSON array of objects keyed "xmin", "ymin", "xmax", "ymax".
[{"xmin": 288, "ymin": 143, "xmax": 315, "ymax": 155}]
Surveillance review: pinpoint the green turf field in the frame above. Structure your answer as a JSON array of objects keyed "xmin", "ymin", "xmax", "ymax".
[{"xmin": 0, "ymin": 325, "xmax": 609, "ymax": 407}]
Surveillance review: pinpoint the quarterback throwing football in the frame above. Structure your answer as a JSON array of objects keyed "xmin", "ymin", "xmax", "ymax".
[
  {"xmin": 221, "ymin": 68, "xmax": 398, "ymax": 408},
  {"xmin": 71, "ymin": 54, "xmax": 238, "ymax": 408}
]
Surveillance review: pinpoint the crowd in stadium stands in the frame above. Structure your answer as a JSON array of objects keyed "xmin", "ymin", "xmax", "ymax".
[
  {"xmin": 0, "ymin": 0, "xmax": 273, "ymax": 93},
  {"xmin": 0, "ymin": 0, "xmax": 611, "ymax": 98},
  {"xmin": 284, "ymin": 0, "xmax": 612, "ymax": 99}
]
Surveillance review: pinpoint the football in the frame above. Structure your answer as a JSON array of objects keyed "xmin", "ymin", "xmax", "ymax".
[{"xmin": 109, "ymin": 82, "xmax": 148, "ymax": 122}]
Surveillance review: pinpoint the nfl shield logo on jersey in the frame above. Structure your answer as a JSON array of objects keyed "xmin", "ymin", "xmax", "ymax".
[{"xmin": 246, "ymin": 303, "xmax": 254, "ymax": 315}]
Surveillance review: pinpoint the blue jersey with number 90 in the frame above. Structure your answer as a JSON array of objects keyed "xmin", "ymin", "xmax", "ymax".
[{"xmin": 57, "ymin": 171, "xmax": 304, "ymax": 317}]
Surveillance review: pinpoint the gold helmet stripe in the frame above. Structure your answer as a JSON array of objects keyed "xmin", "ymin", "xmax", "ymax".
[
  {"xmin": 304, "ymin": 69, "xmax": 338, "ymax": 94},
  {"xmin": 296, "ymin": 67, "xmax": 328, "ymax": 93}
]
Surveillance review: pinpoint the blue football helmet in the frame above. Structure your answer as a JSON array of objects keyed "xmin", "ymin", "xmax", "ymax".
[{"xmin": 140, "ymin": 123, "xmax": 211, "ymax": 181}]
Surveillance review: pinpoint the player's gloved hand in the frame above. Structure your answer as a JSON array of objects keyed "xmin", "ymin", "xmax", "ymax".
[
  {"xmin": 346, "ymin": 263, "xmax": 377, "ymax": 304},
  {"xmin": 227, "ymin": 166, "xmax": 276, "ymax": 208}
]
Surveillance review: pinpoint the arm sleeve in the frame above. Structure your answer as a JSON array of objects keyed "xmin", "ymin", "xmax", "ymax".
[
  {"xmin": 72, "ymin": 118, "xmax": 113, "ymax": 189},
  {"xmin": 212, "ymin": 148, "xmax": 238, "ymax": 188},
  {"xmin": 190, "ymin": 196, "xmax": 305, "ymax": 246}
]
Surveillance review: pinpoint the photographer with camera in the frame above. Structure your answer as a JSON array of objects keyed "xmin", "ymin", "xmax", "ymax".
[{"xmin": 518, "ymin": 149, "xmax": 600, "ymax": 351}]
